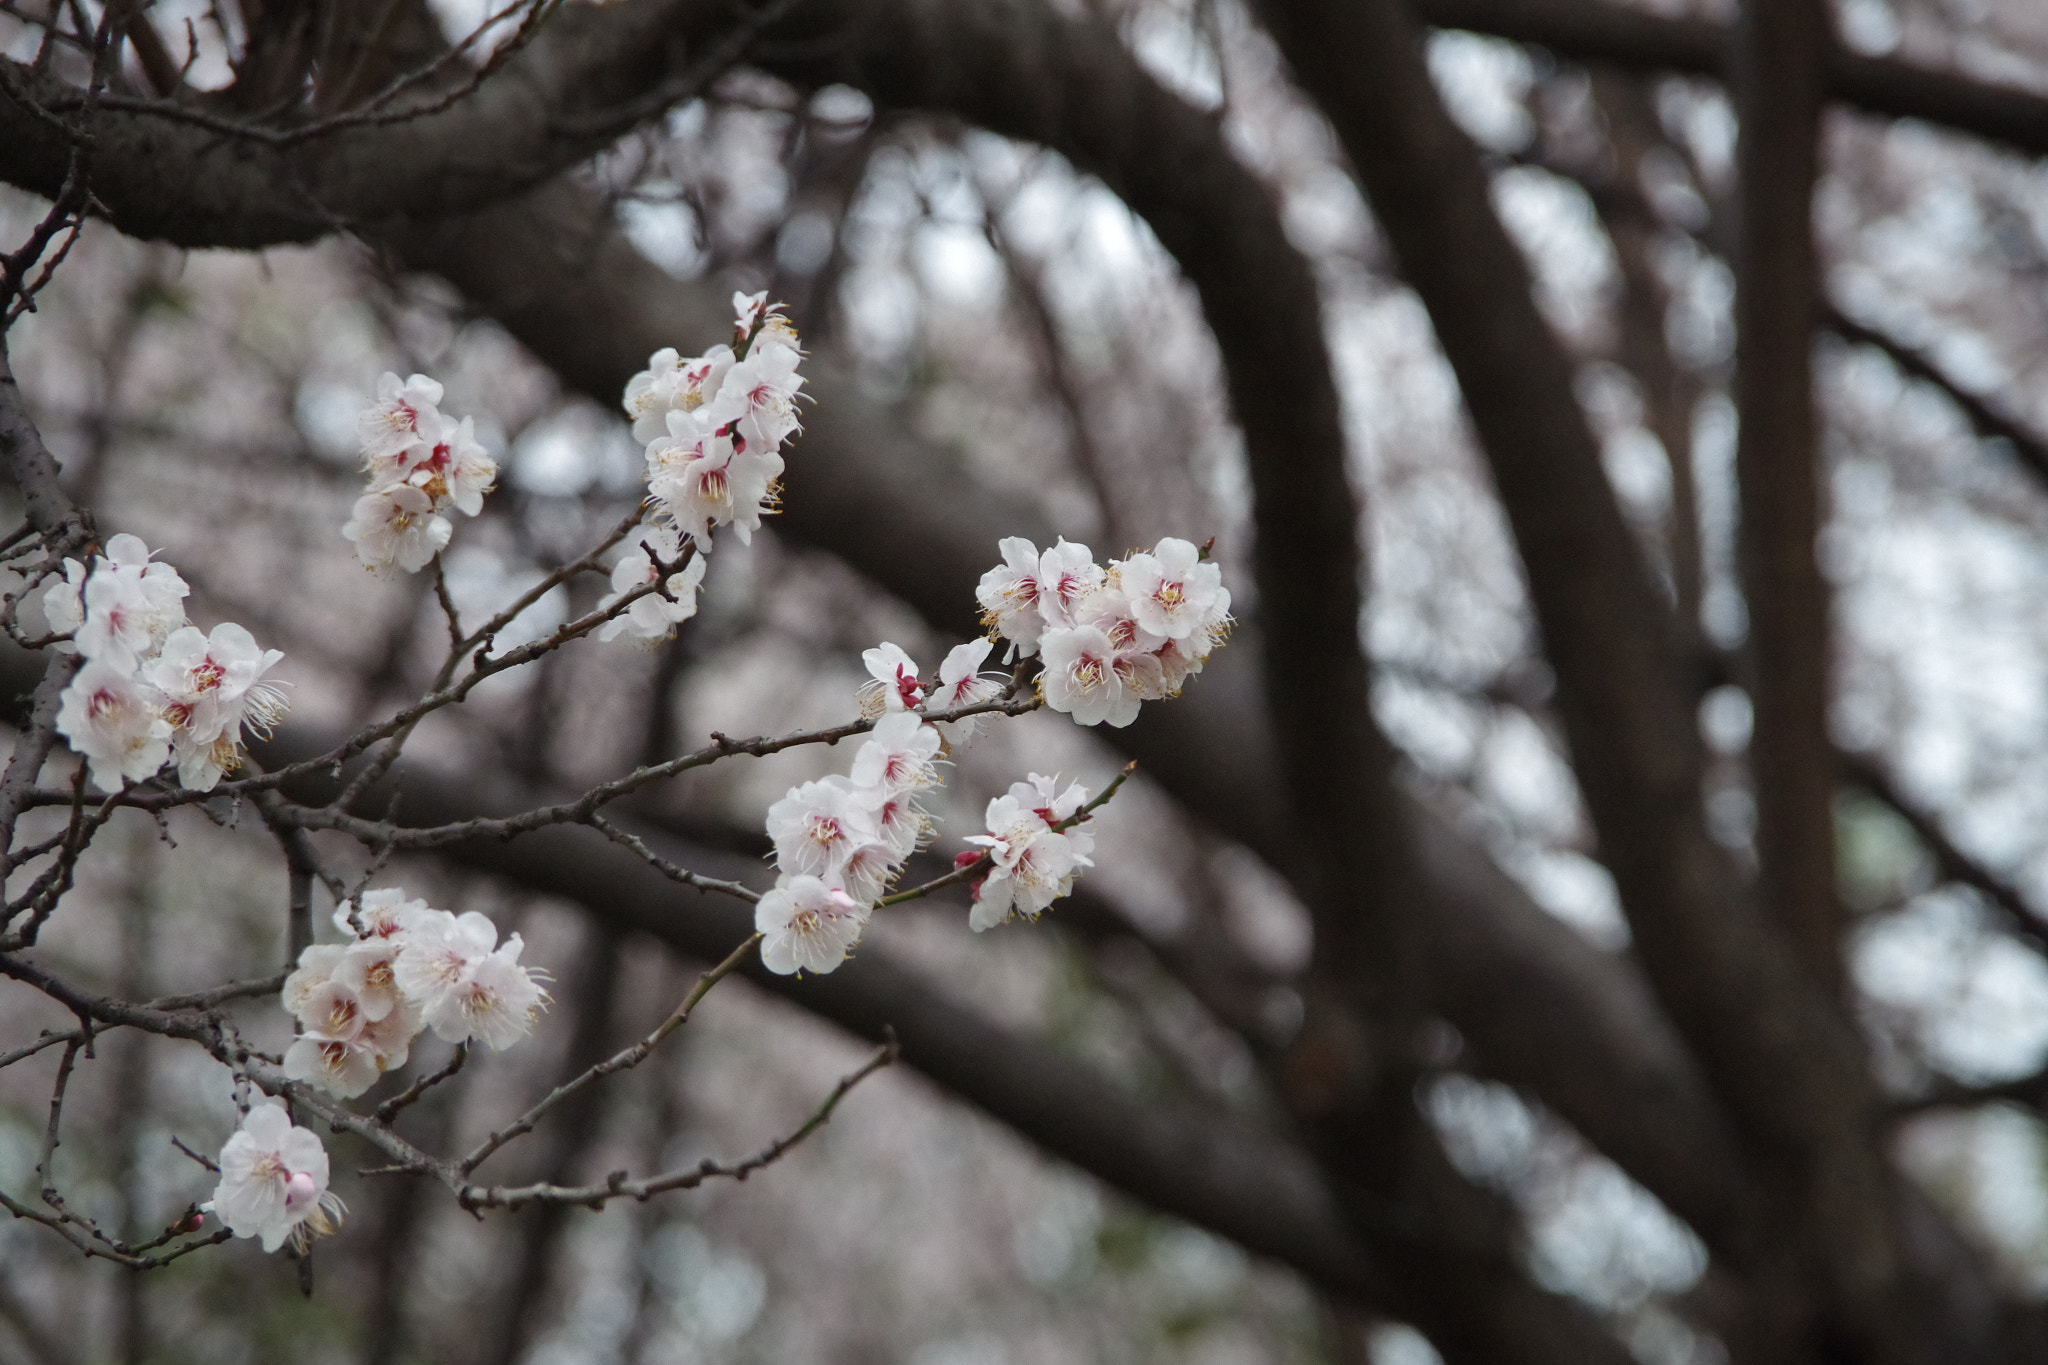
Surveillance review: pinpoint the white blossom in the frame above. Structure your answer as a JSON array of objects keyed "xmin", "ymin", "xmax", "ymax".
[
  {"xmin": 205, "ymin": 1102, "xmax": 343, "ymax": 1253},
  {"xmin": 282, "ymin": 944, "xmax": 349, "ymax": 1020},
  {"xmin": 330, "ymin": 935, "xmax": 409, "ymax": 1023},
  {"xmin": 281, "ymin": 979, "xmax": 420, "ymax": 1099},
  {"xmin": 831, "ymin": 839, "xmax": 899, "ymax": 906},
  {"xmin": 343, "ymin": 484, "xmax": 452, "ymax": 574},
  {"xmin": 55, "ymin": 660, "xmax": 172, "ymax": 789},
  {"xmin": 624, "ymin": 345, "xmax": 737, "ymax": 444},
  {"xmin": 644, "ymin": 408, "xmax": 782, "ymax": 548},
  {"xmin": 1038, "ymin": 624, "xmax": 1153, "ymax": 728},
  {"xmin": 402, "ymin": 413, "xmax": 498, "ymax": 517},
  {"xmin": 1119, "ymin": 537, "xmax": 1230, "ymax": 642},
  {"xmin": 336, "ymin": 887, "xmax": 429, "ymax": 940},
  {"xmin": 755, "ymin": 875, "xmax": 868, "ymax": 975},
  {"xmin": 73, "ymin": 535, "xmax": 190, "ymax": 669},
  {"xmin": 358, "ymin": 372, "xmax": 444, "ymax": 466},
  {"xmin": 930, "ymin": 638, "xmax": 1005, "ymax": 738},
  {"xmin": 720, "ymin": 338, "xmax": 806, "ymax": 448},
  {"xmin": 975, "ymin": 537, "xmax": 1048, "ymax": 658},
  {"xmin": 38, "ymin": 558, "xmax": 86, "ymax": 640},
  {"xmin": 859, "ymin": 641, "xmax": 924, "ymax": 715},
  {"xmin": 1036, "ymin": 538, "xmax": 1104, "ymax": 629},
  {"xmin": 964, "ymin": 790, "xmax": 1093, "ymax": 931},
  {"xmin": 766, "ymin": 776, "xmax": 881, "ymax": 881},
  {"xmin": 146, "ymin": 622, "xmax": 287, "ymax": 788},
  {"xmin": 394, "ymin": 909, "xmax": 549, "ymax": 1050},
  {"xmin": 849, "ymin": 711, "xmax": 941, "ymax": 794},
  {"xmin": 865, "ymin": 786, "xmax": 929, "ymax": 862},
  {"xmin": 596, "ymin": 526, "xmax": 707, "ymax": 643}
]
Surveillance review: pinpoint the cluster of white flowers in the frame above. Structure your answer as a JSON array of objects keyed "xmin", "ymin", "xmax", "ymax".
[
  {"xmin": 204, "ymin": 1101, "xmax": 343, "ymax": 1254},
  {"xmin": 342, "ymin": 373, "xmax": 498, "ymax": 574},
  {"xmin": 758, "ymin": 709, "xmax": 941, "ymax": 975},
  {"xmin": 976, "ymin": 535, "xmax": 1231, "ymax": 728},
  {"xmin": 44, "ymin": 534, "xmax": 287, "ymax": 791},
  {"xmin": 595, "ymin": 294, "xmax": 809, "ymax": 645},
  {"xmin": 625, "ymin": 293, "xmax": 806, "ymax": 552},
  {"xmin": 279, "ymin": 889, "xmax": 549, "ymax": 1101},
  {"xmin": 963, "ymin": 773, "xmax": 1095, "ymax": 932}
]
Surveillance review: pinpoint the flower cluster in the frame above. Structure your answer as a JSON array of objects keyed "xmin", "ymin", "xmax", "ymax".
[
  {"xmin": 280, "ymin": 889, "xmax": 548, "ymax": 1100},
  {"xmin": 858, "ymin": 638, "xmax": 1005, "ymax": 738},
  {"xmin": 45, "ymin": 534, "xmax": 287, "ymax": 791},
  {"xmin": 624, "ymin": 292, "xmax": 806, "ymax": 555},
  {"xmin": 205, "ymin": 1102, "xmax": 344, "ymax": 1254},
  {"xmin": 342, "ymin": 373, "xmax": 498, "ymax": 574},
  {"xmin": 962, "ymin": 773, "xmax": 1095, "ymax": 932},
  {"xmin": 976, "ymin": 536, "xmax": 1231, "ymax": 727},
  {"xmin": 758, "ymin": 709, "xmax": 943, "ymax": 975}
]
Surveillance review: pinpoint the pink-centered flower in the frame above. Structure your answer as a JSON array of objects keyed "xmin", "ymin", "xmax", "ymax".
[
  {"xmin": 930, "ymin": 638, "xmax": 1005, "ymax": 739},
  {"xmin": 964, "ymin": 792, "xmax": 1093, "ymax": 931},
  {"xmin": 147, "ymin": 622, "xmax": 284, "ymax": 738},
  {"xmin": 624, "ymin": 345, "xmax": 737, "ymax": 445},
  {"xmin": 343, "ymin": 484, "xmax": 452, "ymax": 575},
  {"xmin": 1038, "ymin": 624, "xmax": 1153, "ymax": 728},
  {"xmin": 55, "ymin": 660, "xmax": 172, "ymax": 789},
  {"xmin": 394, "ymin": 910, "xmax": 550, "ymax": 1051},
  {"xmin": 1118, "ymin": 537, "xmax": 1230, "ymax": 643},
  {"xmin": 755, "ymin": 875, "xmax": 867, "ymax": 975},
  {"xmin": 859, "ymin": 642, "xmax": 925, "ymax": 715},
  {"xmin": 205, "ymin": 1102, "xmax": 343, "ymax": 1254},
  {"xmin": 976, "ymin": 536, "xmax": 1049, "ymax": 659},
  {"xmin": 645, "ymin": 409, "xmax": 782, "ymax": 548},
  {"xmin": 401, "ymin": 413, "xmax": 498, "ymax": 517},
  {"xmin": 71, "ymin": 535, "xmax": 190, "ymax": 670},
  {"xmin": 358, "ymin": 372, "xmax": 444, "ymax": 466},
  {"xmin": 849, "ymin": 711, "xmax": 942, "ymax": 795},
  {"xmin": 1036, "ymin": 538, "xmax": 1104, "ymax": 630},
  {"xmin": 767, "ymin": 776, "xmax": 881, "ymax": 881}
]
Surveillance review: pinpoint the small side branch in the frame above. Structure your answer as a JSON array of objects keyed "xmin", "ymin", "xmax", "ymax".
[{"xmin": 461, "ymin": 1035, "xmax": 896, "ymax": 1211}]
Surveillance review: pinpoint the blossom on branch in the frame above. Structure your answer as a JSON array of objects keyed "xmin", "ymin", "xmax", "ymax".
[
  {"xmin": 755, "ymin": 875, "xmax": 868, "ymax": 975},
  {"xmin": 358, "ymin": 372, "xmax": 444, "ymax": 466},
  {"xmin": 624, "ymin": 294, "xmax": 806, "ymax": 568},
  {"xmin": 343, "ymin": 484, "xmax": 452, "ymax": 575},
  {"xmin": 146, "ymin": 622, "xmax": 288, "ymax": 790},
  {"xmin": 343, "ymin": 374, "xmax": 496, "ymax": 573},
  {"xmin": 205, "ymin": 1102, "xmax": 343, "ymax": 1254},
  {"xmin": 963, "ymin": 775, "xmax": 1096, "ymax": 932},
  {"xmin": 55, "ymin": 659, "xmax": 173, "ymax": 789},
  {"xmin": 281, "ymin": 891, "xmax": 548, "ymax": 1098},
  {"xmin": 596, "ymin": 524, "xmax": 707, "ymax": 644},
  {"xmin": 394, "ymin": 909, "xmax": 550, "ymax": 1051},
  {"xmin": 976, "ymin": 535, "xmax": 1231, "ymax": 727},
  {"xmin": 859, "ymin": 642, "xmax": 925, "ymax": 715}
]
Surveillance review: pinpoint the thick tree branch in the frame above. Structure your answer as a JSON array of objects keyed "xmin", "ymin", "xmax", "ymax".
[
  {"xmin": 1240, "ymin": 0, "xmax": 1952, "ymax": 1359},
  {"xmin": 1732, "ymin": 0, "xmax": 1840, "ymax": 992},
  {"xmin": 0, "ymin": 0, "xmax": 761, "ymax": 248}
]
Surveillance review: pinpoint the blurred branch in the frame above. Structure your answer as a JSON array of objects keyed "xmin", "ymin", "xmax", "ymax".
[
  {"xmin": 1826, "ymin": 307, "xmax": 2048, "ymax": 491},
  {"xmin": 0, "ymin": 0, "xmax": 786, "ymax": 248},
  {"xmin": 1732, "ymin": 0, "xmax": 1840, "ymax": 990},
  {"xmin": 1413, "ymin": 0, "xmax": 2048, "ymax": 163},
  {"xmin": 1837, "ymin": 747, "xmax": 2048, "ymax": 960}
]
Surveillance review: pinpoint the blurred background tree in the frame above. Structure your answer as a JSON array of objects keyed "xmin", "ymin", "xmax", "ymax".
[{"xmin": 8, "ymin": 0, "xmax": 2048, "ymax": 1361}]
